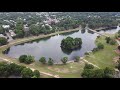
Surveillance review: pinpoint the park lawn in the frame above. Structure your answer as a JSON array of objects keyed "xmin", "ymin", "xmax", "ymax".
[
  {"xmin": 32, "ymin": 61, "xmax": 85, "ymax": 78},
  {"xmin": 85, "ymin": 35, "xmax": 118, "ymax": 68}
]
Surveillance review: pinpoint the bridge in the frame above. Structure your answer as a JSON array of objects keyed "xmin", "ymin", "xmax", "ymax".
[{"xmin": 86, "ymin": 27, "xmax": 109, "ymax": 37}]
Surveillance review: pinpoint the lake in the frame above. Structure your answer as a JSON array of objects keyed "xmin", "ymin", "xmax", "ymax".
[{"xmin": 5, "ymin": 26, "xmax": 120, "ymax": 63}]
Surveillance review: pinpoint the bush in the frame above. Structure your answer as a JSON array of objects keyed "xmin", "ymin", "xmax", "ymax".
[
  {"xmin": 74, "ymin": 56, "xmax": 80, "ymax": 62},
  {"xmin": 97, "ymin": 43, "xmax": 104, "ymax": 49},
  {"xmin": 85, "ymin": 52, "xmax": 89, "ymax": 55},
  {"xmin": 33, "ymin": 70, "xmax": 40, "ymax": 78},
  {"xmin": 84, "ymin": 63, "xmax": 94, "ymax": 70},
  {"xmin": 0, "ymin": 37, "xmax": 8, "ymax": 46},
  {"xmin": 21, "ymin": 68, "xmax": 33, "ymax": 78},
  {"xmin": 39, "ymin": 57, "xmax": 46, "ymax": 64},
  {"xmin": 109, "ymin": 39, "xmax": 116, "ymax": 45},
  {"xmin": 105, "ymin": 37, "xmax": 111, "ymax": 43},
  {"xmin": 19, "ymin": 55, "xmax": 35, "ymax": 64},
  {"xmin": 61, "ymin": 57, "xmax": 68, "ymax": 64},
  {"xmin": 48, "ymin": 58, "xmax": 54, "ymax": 65},
  {"xmin": 19, "ymin": 55, "xmax": 27, "ymax": 63},
  {"xmin": 92, "ymin": 48, "xmax": 99, "ymax": 52}
]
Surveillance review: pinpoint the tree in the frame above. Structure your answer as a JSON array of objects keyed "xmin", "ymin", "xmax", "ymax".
[
  {"xmin": 105, "ymin": 37, "xmax": 111, "ymax": 43},
  {"xmin": 19, "ymin": 55, "xmax": 27, "ymax": 63},
  {"xmin": 97, "ymin": 43, "xmax": 104, "ymax": 49},
  {"xmin": 21, "ymin": 68, "xmax": 33, "ymax": 78},
  {"xmin": 84, "ymin": 63, "xmax": 94, "ymax": 70},
  {"xmin": 61, "ymin": 57, "xmax": 68, "ymax": 64},
  {"xmin": 29, "ymin": 24, "xmax": 39, "ymax": 36},
  {"xmin": 48, "ymin": 58, "xmax": 54, "ymax": 65},
  {"xmin": 81, "ymin": 69, "xmax": 95, "ymax": 78},
  {"xmin": 103, "ymin": 67, "xmax": 115, "ymax": 78},
  {"xmin": 74, "ymin": 56, "xmax": 80, "ymax": 62},
  {"xmin": 39, "ymin": 57, "xmax": 46, "ymax": 64},
  {"xmin": 19, "ymin": 55, "xmax": 35, "ymax": 64},
  {"xmin": 33, "ymin": 70, "xmax": 40, "ymax": 78},
  {"xmin": 0, "ymin": 25, "xmax": 5, "ymax": 34},
  {"xmin": 0, "ymin": 37, "xmax": 7, "ymax": 46},
  {"xmin": 24, "ymin": 55, "xmax": 35, "ymax": 64},
  {"xmin": 93, "ymin": 69, "xmax": 104, "ymax": 78},
  {"xmin": 61, "ymin": 37, "xmax": 82, "ymax": 50},
  {"xmin": 15, "ymin": 19, "xmax": 25, "ymax": 38}
]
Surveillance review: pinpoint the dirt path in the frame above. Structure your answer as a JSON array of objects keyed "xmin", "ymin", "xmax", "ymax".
[
  {"xmin": 81, "ymin": 58, "xmax": 100, "ymax": 69},
  {"xmin": 0, "ymin": 57, "xmax": 60, "ymax": 78}
]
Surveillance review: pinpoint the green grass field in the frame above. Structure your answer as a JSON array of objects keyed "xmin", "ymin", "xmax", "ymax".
[
  {"xmin": 85, "ymin": 34, "xmax": 118, "ymax": 68},
  {"xmin": 0, "ymin": 30, "xmax": 118, "ymax": 78}
]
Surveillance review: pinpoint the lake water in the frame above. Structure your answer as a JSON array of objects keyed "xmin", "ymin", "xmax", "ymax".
[{"xmin": 5, "ymin": 26, "xmax": 120, "ymax": 63}]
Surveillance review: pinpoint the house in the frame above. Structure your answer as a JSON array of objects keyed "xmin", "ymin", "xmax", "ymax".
[
  {"xmin": 9, "ymin": 30, "xmax": 16, "ymax": 37},
  {"xmin": 0, "ymin": 34, "xmax": 7, "ymax": 39},
  {"xmin": 2, "ymin": 25, "xmax": 10, "ymax": 29}
]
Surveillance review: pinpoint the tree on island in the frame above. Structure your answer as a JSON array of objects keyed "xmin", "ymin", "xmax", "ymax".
[{"xmin": 61, "ymin": 36, "xmax": 82, "ymax": 50}]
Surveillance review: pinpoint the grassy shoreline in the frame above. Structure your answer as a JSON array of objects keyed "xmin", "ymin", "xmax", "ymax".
[{"xmin": 0, "ymin": 26, "xmax": 118, "ymax": 78}]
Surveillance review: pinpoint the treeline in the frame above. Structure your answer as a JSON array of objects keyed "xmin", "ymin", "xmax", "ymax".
[
  {"xmin": 0, "ymin": 62, "xmax": 40, "ymax": 78},
  {"xmin": 81, "ymin": 63, "xmax": 115, "ymax": 78}
]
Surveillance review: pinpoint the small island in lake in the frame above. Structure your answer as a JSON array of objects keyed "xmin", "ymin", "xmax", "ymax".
[{"xmin": 61, "ymin": 36, "xmax": 82, "ymax": 50}]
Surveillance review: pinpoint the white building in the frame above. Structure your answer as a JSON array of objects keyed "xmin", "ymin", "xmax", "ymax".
[
  {"xmin": 0, "ymin": 34, "xmax": 7, "ymax": 39},
  {"xmin": 9, "ymin": 30, "xmax": 16, "ymax": 37},
  {"xmin": 2, "ymin": 25, "xmax": 10, "ymax": 29}
]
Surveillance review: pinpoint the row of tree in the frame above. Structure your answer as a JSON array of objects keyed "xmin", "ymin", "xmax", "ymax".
[
  {"xmin": 0, "ymin": 62, "xmax": 40, "ymax": 78},
  {"xmin": 81, "ymin": 63, "xmax": 115, "ymax": 78},
  {"xmin": 39, "ymin": 56, "xmax": 80, "ymax": 65}
]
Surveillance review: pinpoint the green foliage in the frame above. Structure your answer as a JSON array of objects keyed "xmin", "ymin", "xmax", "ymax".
[
  {"xmin": 39, "ymin": 57, "xmax": 46, "ymax": 64},
  {"xmin": 84, "ymin": 63, "xmax": 94, "ymax": 70},
  {"xmin": 97, "ymin": 43, "xmax": 104, "ymax": 49},
  {"xmin": 61, "ymin": 36, "xmax": 82, "ymax": 50},
  {"xmin": 19, "ymin": 55, "xmax": 27, "ymax": 63},
  {"xmin": 85, "ymin": 52, "xmax": 90, "ymax": 55},
  {"xmin": 103, "ymin": 67, "xmax": 115, "ymax": 78},
  {"xmin": 82, "ymin": 64, "xmax": 115, "ymax": 78},
  {"xmin": 61, "ymin": 57, "xmax": 68, "ymax": 64},
  {"xmin": 21, "ymin": 68, "xmax": 33, "ymax": 78},
  {"xmin": 109, "ymin": 39, "xmax": 116, "ymax": 45},
  {"xmin": 0, "ymin": 37, "xmax": 7, "ymax": 46},
  {"xmin": 19, "ymin": 55, "xmax": 35, "ymax": 64},
  {"xmin": 92, "ymin": 48, "xmax": 99, "ymax": 52},
  {"xmin": 15, "ymin": 19, "xmax": 25, "ymax": 38},
  {"xmin": 0, "ymin": 26, "xmax": 5, "ymax": 34},
  {"xmin": 105, "ymin": 37, "xmax": 111, "ymax": 43},
  {"xmin": 48, "ymin": 58, "xmax": 54, "ymax": 66},
  {"xmin": 74, "ymin": 56, "xmax": 80, "ymax": 62},
  {"xmin": 33, "ymin": 70, "xmax": 40, "ymax": 78}
]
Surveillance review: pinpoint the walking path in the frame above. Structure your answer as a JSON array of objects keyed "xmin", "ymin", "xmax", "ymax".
[
  {"xmin": 0, "ymin": 57, "xmax": 60, "ymax": 78},
  {"xmin": 80, "ymin": 57, "xmax": 100, "ymax": 69}
]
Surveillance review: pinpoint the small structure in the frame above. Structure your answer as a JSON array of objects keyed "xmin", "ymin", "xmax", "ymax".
[
  {"xmin": 2, "ymin": 25, "xmax": 10, "ymax": 29},
  {"xmin": 9, "ymin": 30, "xmax": 16, "ymax": 37},
  {"xmin": 0, "ymin": 34, "xmax": 7, "ymax": 39}
]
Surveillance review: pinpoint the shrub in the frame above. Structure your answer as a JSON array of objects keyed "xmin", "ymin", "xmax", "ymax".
[
  {"xmin": 97, "ymin": 43, "xmax": 104, "ymax": 49},
  {"xmin": 48, "ymin": 58, "xmax": 54, "ymax": 65},
  {"xmin": 61, "ymin": 57, "xmax": 68, "ymax": 64},
  {"xmin": 39, "ymin": 57, "xmax": 46, "ymax": 64},
  {"xmin": 109, "ymin": 39, "xmax": 116, "ymax": 45},
  {"xmin": 74, "ymin": 56, "xmax": 80, "ymax": 62}
]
